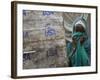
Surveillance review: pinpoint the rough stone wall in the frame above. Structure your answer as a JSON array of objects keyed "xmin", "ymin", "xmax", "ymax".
[{"xmin": 23, "ymin": 10, "xmax": 69, "ymax": 69}]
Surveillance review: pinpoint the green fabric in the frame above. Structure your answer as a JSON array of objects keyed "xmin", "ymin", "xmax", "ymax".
[{"xmin": 70, "ymin": 32, "xmax": 89, "ymax": 66}]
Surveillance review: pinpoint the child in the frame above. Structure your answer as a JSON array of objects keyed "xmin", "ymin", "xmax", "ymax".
[{"xmin": 67, "ymin": 19, "xmax": 90, "ymax": 67}]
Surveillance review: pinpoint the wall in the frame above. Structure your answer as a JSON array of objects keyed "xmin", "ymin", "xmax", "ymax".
[{"xmin": 0, "ymin": 0, "xmax": 100, "ymax": 80}]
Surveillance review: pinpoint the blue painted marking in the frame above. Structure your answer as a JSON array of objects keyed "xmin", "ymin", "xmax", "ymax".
[
  {"xmin": 45, "ymin": 27, "xmax": 56, "ymax": 36},
  {"xmin": 23, "ymin": 54, "xmax": 31, "ymax": 61},
  {"xmin": 23, "ymin": 10, "xmax": 26, "ymax": 16},
  {"xmin": 23, "ymin": 31, "xmax": 29, "ymax": 38},
  {"xmin": 43, "ymin": 11, "xmax": 54, "ymax": 16}
]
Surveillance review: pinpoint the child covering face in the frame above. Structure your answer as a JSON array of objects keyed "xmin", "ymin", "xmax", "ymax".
[{"xmin": 67, "ymin": 19, "xmax": 90, "ymax": 67}]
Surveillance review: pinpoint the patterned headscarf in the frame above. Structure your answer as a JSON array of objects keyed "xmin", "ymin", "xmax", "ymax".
[{"xmin": 72, "ymin": 17, "xmax": 87, "ymax": 34}]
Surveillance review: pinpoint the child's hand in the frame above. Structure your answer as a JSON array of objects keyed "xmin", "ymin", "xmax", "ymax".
[{"xmin": 80, "ymin": 37, "xmax": 85, "ymax": 44}]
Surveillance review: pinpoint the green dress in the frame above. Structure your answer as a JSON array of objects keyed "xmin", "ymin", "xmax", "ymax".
[{"xmin": 67, "ymin": 32, "xmax": 90, "ymax": 66}]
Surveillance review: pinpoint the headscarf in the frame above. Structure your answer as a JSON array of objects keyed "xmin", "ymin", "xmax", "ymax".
[
  {"xmin": 69, "ymin": 17, "xmax": 90, "ymax": 66},
  {"xmin": 72, "ymin": 16, "xmax": 87, "ymax": 34}
]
